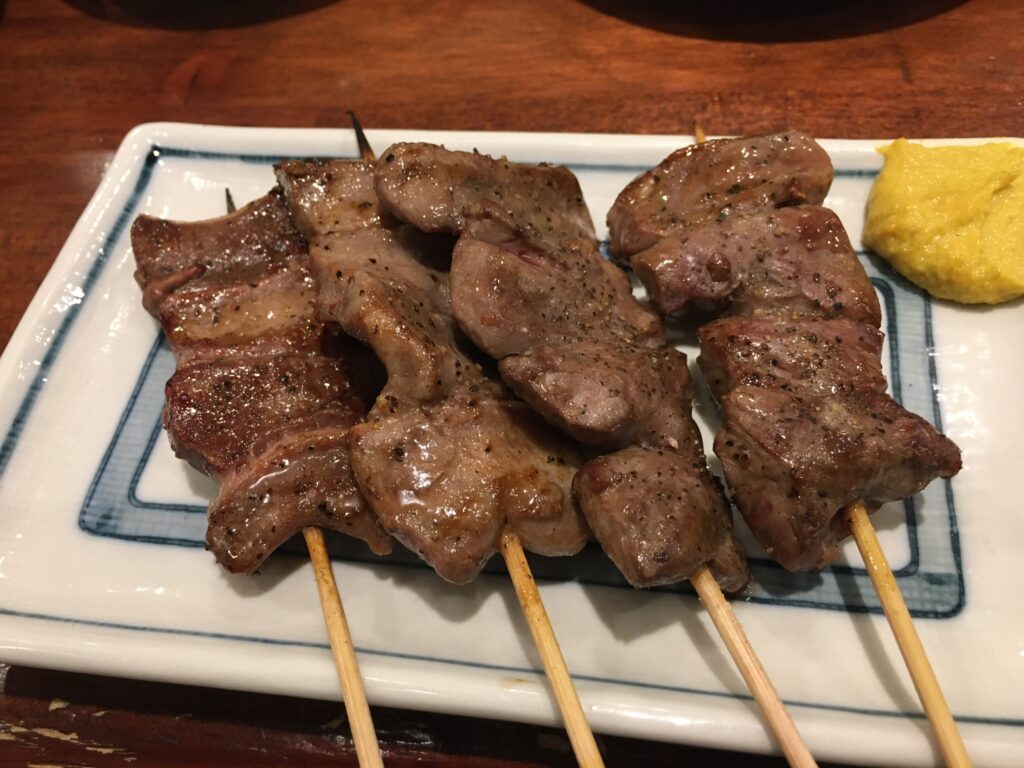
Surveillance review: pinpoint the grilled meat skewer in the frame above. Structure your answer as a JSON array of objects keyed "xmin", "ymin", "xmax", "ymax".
[
  {"xmin": 131, "ymin": 190, "xmax": 392, "ymax": 573},
  {"xmin": 276, "ymin": 157, "xmax": 589, "ymax": 585},
  {"xmin": 374, "ymin": 142, "xmax": 750, "ymax": 591},
  {"xmin": 607, "ymin": 132, "xmax": 961, "ymax": 572}
]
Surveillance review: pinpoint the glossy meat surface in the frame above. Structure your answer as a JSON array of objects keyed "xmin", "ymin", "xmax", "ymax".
[
  {"xmin": 716, "ymin": 386, "xmax": 961, "ymax": 570},
  {"xmin": 574, "ymin": 446, "xmax": 747, "ymax": 589},
  {"xmin": 163, "ymin": 353, "xmax": 366, "ymax": 477},
  {"xmin": 374, "ymin": 143, "xmax": 748, "ymax": 590},
  {"xmin": 374, "ymin": 141, "xmax": 596, "ymax": 249},
  {"xmin": 607, "ymin": 131, "xmax": 833, "ymax": 259},
  {"xmin": 450, "ymin": 222, "xmax": 663, "ymax": 356},
  {"xmin": 209, "ymin": 422, "xmax": 392, "ymax": 574},
  {"xmin": 348, "ymin": 398, "xmax": 587, "ymax": 584},
  {"xmin": 698, "ymin": 316, "xmax": 886, "ymax": 401},
  {"xmin": 133, "ymin": 190, "xmax": 307, "ymax": 316},
  {"xmin": 131, "ymin": 191, "xmax": 391, "ymax": 572},
  {"xmin": 632, "ymin": 205, "xmax": 881, "ymax": 324},
  {"xmin": 499, "ymin": 341, "xmax": 697, "ymax": 450},
  {"xmin": 280, "ymin": 158, "xmax": 589, "ymax": 579},
  {"xmin": 278, "ymin": 159, "xmax": 499, "ymax": 414}
]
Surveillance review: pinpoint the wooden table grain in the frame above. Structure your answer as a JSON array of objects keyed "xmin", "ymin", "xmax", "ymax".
[{"xmin": 1, "ymin": 0, "xmax": 1021, "ymax": 765}]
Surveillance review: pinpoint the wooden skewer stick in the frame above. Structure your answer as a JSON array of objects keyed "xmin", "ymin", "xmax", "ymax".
[
  {"xmin": 845, "ymin": 502, "xmax": 971, "ymax": 767},
  {"xmin": 501, "ymin": 531, "xmax": 605, "ymax": 768},
  {"xmin": 304, "ymin": 528, "xmax": 384, "ymax": 768},
  {"xmin": 691, "ymin": 568, "xmax": 816, "ymax": 768},
  {"xmin": 686, "ymin": 122, "xmax": 817, "ymax": 768},
  {"xmin": 220, "ymin": 190, "xmax": 382, "ymax": 768},
  {"xmin": 348, "ymin": 110, "xmax": 377, "ymax": 161},
  {"xmin": 345, "ymin": 113, "xmax": 603, "ymax": 766}
]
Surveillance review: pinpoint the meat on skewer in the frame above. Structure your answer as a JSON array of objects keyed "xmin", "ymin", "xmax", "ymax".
[
  {"xmin": 607, "ymin": 131, "xmax": 833, "ymax": 262},
  {"xmin": 606, "ymin": 132, "xmax": 961, "ymax": 573},
  {"xmin": 131, "ymin": 190, "xmax": 393, "ymax": 572},
  {"xmin": 275, "ymin": 157, "xmax": 590, "ymax": 585},
  {"xmin": 372, "ymin": 142, "xmax": 820, "ymax": 767},
  {"xmin": 132, "ymin": 187, "xmax": 389, "ymax": 767},
  {"xmin": 372, "ymin": 142, "xmax": 750, "ymax": 591},
  {"xmin": 276, "ymin": 121, "xmax": 603, "ymax": 766},
  {"xmin": 631, "ymin": 205, "xmax": 882, "ymax": 325},
  {"xmin": 608, "ymin": 129, "xmax": 969, "ymax": 764}
]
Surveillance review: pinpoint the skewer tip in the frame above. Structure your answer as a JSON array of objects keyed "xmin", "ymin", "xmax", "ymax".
[
  {"xmin": 693, "ymin": 121, "xmax": 708, "ymax": 144},
  {"xmin": 347, "ymin": 110, "xmax": 376, "ymax": 161},
  {"xmin": 224, "ymin": 187, "xmax": 237, "ymax": 213}
]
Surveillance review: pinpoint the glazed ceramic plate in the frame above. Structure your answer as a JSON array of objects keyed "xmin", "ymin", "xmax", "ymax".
[{"xmin": 0, "ymin": 124, "xmax": 1020, "ymax": 766}]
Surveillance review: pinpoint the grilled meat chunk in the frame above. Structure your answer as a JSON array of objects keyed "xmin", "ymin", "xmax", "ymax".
[
  {"xmin": 632, "ymin": 205, "xmax": 881, "ymax": 324},
  {"xmin": 374, "ymin": 141, "xmax": 596, "ymax": 250},
  {"xmin": 450, "ymin": 221, "xmax": 663, "ymax": 356},
  {"xmin": 134, "ymin": 192, "xmax": 323, "ymax": 365},
  {"xmin": 698, "ymin": 316, "xmax": 886, "ymax": 401},
  {"xmin": 374, "ymin": 142, "xmax": 748, "ymax": 590},
  {"xmin": 607, "ymin": 131, "xmax": 833, "ymax": 260},
  {"xmin": 499, "ymin": 340, "xmax": 697, "ymax": 451},
  {"xmin": 574, "ymin": 446, "xmax": 747, "ymax": 590},
  {"xmin": 277, "ymin": 159, "xmax": 499, "ymax": 414},
  {"xmin": 131, "ymin": 190, "xmax": 392, "ymax": 572},
  {"xmin": 348, "ymin": 398, "xmax": 587, "ymax": 584},
  {"xmin": 279, "ymin": 158, "xmax": 589, "ymax": 580},
  {"xmin": 133, "ymin": 189, "xmax": 307, "ymax": 316},
  {"xmin": 163, "ymin": 353, "xmax": 367, "ymax": 477},
  {"xmin": 716, "ymin": 386, "xmax": 962, "ymax": 571},
  {"xmin": 208, "ymin": 422, "xmax": 392, "ymax": 574}
]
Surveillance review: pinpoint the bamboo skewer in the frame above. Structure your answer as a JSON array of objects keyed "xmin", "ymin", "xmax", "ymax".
[
  {"xmin": 686, "ymin": 122, "xmax": 816, "ymax": 768},
  {"xmin": 501, "ymin": 531, "xmax": 606, "ymax": 768},
  {"xmin": 304, "ymin": 527, "xmax": 385, "ymax": 768},
  {"xmin": 348, "ymin": 113, "xmax": 603, "ymax": 767},
  {"xmin": 691, "ymin": 567, "xmax": 817, "ymax": 768},
  {"xmin": 221, "ymin": 187, "xmax": 383, "ymax": 768},
  {"xmin": 690, "ymin": 121, "xmax": 968, "ymax": 765},
  {"xmin": 845, "ymin": 502, "xmax": 971, "ymax": 767}
]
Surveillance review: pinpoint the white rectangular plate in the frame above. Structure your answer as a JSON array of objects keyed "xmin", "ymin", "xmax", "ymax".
[{"xmin": 1, "ymin": 123, "xmax": 1021, "ymax": 767}]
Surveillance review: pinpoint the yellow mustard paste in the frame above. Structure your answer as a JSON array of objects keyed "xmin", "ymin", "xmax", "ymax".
[{"xmin": 863, "ymin": 139, "xmax": 1024, "ymax": 304}]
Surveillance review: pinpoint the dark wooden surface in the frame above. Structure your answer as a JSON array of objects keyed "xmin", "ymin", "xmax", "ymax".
[{"xmin": 1, "ymin": 0, "xmax": 1021, "ymax": 765}]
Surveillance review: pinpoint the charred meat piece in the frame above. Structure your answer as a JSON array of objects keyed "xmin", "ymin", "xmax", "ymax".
[
  {"xmin": 375, "ymin": 142, "xmax": 748, "ymax": 590},
  {"xmin": 134, "ymin": 192, "xmax": 323, "ymax": 365},
  {"xmin": 374, "ymin": 141, "xmax": 596, "ymax": 250},
  {"xmin": 163, "ymin": 353, "xmax": 367, "ymax": 477},
  {"xmin": 716, "ymin": 386, "xmax": 961, "ymax": 571},
  {"xmin": 632, "ymin": 205, "xmax": 881, "ymax": 324},
  {"xmin": 156, "ymin": 268, "xmax": 323, "ymax": 365},
  {"xmin": 607, "ymin": 131, "xmax": 833, "ymax": 260},
  {"xmin": 208, "ymin": 422, "xmax": 392, "ymax": 574},
  {"xmin": 279, "ymin": 157, "xmax": 590, "ymax": 581},
  {"xmin": 574, "ymin": 446, "xmax": 746, "ymax": 590},
  {"xmin": 348, "ymin": 398, "xmax": 587, "ymax": 584},
  {"xmin": 698, "ymin": 316, "xmax": 886, "ymax": 401},
  {"xmin": 131, "ymin": 190, "xmax": 392, "ymax": 572},
  {"xmin": 277, "ymin": 159, "xmax": 499, "ymax": 414},
  {"xmin": 499, "ymin": 340, "xmax": 698, "ymax": 451},
  {"xmin": 133, "ymin": 190, "xmax": 307, "ymax": 316},
  {"xmin": 450, "ymin": 222, "xmax": 663, "ymax": 356}
]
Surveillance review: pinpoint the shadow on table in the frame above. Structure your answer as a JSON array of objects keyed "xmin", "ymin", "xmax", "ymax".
[
  {"xmin": 62, "ymin": 0, "xmax": 339, "ymax": 30},
  {"xmin": 583, "ymin": 0, "xmax": 968, "ymax": 42}
]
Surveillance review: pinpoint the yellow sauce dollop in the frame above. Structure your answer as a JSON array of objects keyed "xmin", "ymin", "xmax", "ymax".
[{"xmin": 863, "ymin": 139, "xmax": 1024, "ymax": 304}]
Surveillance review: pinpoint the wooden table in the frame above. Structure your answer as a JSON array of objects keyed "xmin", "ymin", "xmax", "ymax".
[{"xmin": 1, "ymin": 0, "xmax": 1020, "ymax": 765}]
